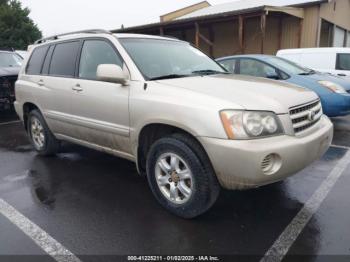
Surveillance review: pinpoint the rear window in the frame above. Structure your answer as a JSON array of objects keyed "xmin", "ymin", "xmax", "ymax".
[
  {"xmin": 26, "ymin": 46, "xmax": 49, "ymax": 75},
  {"xmin": 49, "ymin": 41, "xmax": 80, "ymax": 77},
  {"xmin": 0, "ymin": 52, "xmax": 22, "ymax": 68},
  {"xmin": 336, "ymin": 54, "xmax": 350, "ymax": 71}
]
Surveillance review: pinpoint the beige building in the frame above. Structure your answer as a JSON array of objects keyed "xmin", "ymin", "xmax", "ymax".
[{"xmin": 114, "ymin": 0, "xmax": 350, "ymax": 58}]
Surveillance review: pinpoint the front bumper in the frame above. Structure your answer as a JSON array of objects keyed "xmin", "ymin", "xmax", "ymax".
[
  {"xmin": 321, "ymin": 93, "xmax": 350, "ymax": 117},
  {"xmin": 199, "ymin": 116, "xmax": 333, "ymax": 190}
]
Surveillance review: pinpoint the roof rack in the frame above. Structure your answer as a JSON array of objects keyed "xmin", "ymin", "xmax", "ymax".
[{"xmin": 34, "ymin": 29, "xmax": 112, "ymax": 44}]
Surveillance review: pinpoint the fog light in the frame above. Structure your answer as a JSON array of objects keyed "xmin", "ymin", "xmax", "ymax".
[{"xmin": 261, "ymin": 154, "xmax": 281, "ymax": 175}]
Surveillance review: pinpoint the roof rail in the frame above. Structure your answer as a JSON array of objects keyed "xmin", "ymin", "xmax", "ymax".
[{"xmin": 34, "ymin": 29, "xmax": 112, "ymax": 44}]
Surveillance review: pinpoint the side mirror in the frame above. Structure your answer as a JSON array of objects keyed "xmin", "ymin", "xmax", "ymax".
[
  {"xmin": 266, "ymin": 71, "xmax": 280, "ymax": 80},
  {"xmin": 96, "ymin": 64, "xmax": 128, "ymax": 85}
]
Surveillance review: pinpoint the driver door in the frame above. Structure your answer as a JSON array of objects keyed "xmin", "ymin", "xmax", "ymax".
[{"xmin": 69, "ymin": 39, "xmax": 131, "ymax": 154}]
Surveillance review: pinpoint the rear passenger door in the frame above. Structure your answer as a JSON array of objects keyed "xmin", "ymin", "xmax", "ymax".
[
  {"xmin": 69, "ymin": 39, "xmax": 130, "ymax": 153},
  {"xmin": 25, "ymin": 44, "xmax": 50, "ymax": 107},
  {"xmin": 40, "ymin": 40, "xmax": 81, "ymax": 137}
]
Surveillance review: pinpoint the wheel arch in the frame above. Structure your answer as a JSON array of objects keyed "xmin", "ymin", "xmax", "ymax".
[
  {"xmin": 22, "ymin": 102, "xmax": 41, "ymax": 131},
  {"xmin": 136, "ymin": 122, "xmax": 210, "ymax": 176}
]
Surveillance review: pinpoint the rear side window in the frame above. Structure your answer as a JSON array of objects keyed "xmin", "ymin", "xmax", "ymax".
[
  {"xmin": 79, "ymin": 40, "xmax": 123, "ymax": 80},
  {"xmin": 336, "ymin": 54, "xmax": 350, "ymax": 70},
  {"xmin": 239, "ymin": 59, "xmax": 277, "ymax": 78},
  {"xmin": 49, "ymin": 41, "xmax": 80, "ymax": 77},
  {"xmin": 219, "ymin": 59, "xmax": 236, "ymax": 73},
  {"xmin": 41, "ymin": 45, "xmax": 55, "ymax": 75},
  {"xmin": 26, "ymin": 45, "xmax": 49, "ymax": 75}
]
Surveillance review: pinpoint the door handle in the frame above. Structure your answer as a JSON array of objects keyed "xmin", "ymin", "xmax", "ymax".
[
  {"xmin": 72, "ymin": 84, "xmax": 83, "ymax": 92},
  {"xmin": 38, "ymin": 80, "xmax": 44, "ymax": 86}
]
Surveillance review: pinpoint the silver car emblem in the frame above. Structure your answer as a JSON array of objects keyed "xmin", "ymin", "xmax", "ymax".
[{"xmin": 308, "ymin": 110, "xmax": 316, "ymax": 121}]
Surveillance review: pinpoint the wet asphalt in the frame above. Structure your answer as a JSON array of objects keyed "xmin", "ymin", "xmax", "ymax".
[{"xmin": 0, "ymin": 110, "xmax": 350, "ymax": 262}]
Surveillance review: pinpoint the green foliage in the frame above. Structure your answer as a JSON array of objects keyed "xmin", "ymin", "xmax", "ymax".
[{"xmin": 0, "ymin": 0, "xmax": 42, "ymax": 50}]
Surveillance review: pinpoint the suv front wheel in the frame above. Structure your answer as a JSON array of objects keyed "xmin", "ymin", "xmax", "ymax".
[{"xmin": 146, "ymin": 134, "xmax": 220, "ymax": 219}]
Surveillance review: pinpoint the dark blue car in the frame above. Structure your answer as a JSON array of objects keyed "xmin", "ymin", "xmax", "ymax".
[{"xmin": 216, "ymin": 55, "xmax": 350, "ymax": 117}]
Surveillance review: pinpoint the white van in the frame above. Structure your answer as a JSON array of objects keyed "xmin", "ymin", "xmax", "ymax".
[{"xmin": 277, "ymin": 48, "xmax": 350, "ymax": 80}]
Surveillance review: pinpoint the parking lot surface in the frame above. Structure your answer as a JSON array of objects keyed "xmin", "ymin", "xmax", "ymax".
[{"xmin": 0, "ymin": 111, "xmax": 350, "ymax": 262}]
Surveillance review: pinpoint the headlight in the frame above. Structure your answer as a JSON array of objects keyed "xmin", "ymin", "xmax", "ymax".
[
  {"xmin": 220, "ymin": 110, "xmax": 284, "ymax": 139},
  {"xmin": 318, "ymin": 81, "xmax": 346, "ymax": 94}
]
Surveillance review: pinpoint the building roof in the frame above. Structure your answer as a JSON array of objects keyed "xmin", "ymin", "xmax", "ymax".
[
  {"xmin": 114, "ymin": 0, "xmax": 328, "ymax": 32},
  {"xmin": 161, "ymin": 1, "xmax": 211, "ymax": 22},
  {"xmin": 177, "ymin": 0, "xmax": 327, "ymax": 20}
]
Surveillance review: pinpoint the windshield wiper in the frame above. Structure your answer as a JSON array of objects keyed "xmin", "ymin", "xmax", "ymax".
[
  {"xmin": 192, "ymin": 69, "xmax": 229, "ymax": 75},
  {"xmin": 299, "ymin": 70, "xmax": 316, "ymax": 75},
  {"xmin": 149, "ymin": 74, "xmax": 190, "ymax": 81}
]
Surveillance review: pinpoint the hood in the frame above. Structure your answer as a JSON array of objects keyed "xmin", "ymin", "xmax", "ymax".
[
  {"xmin": 0, "ymin": 66, "xmax": 20, "ymax": 77},
  {"xmin": 157, "ymin": 74, "xmax": 318, "ymax": 114},
  {"xmin": 300, "ymin": 72, "xmax": 350, "ymax": 91}
]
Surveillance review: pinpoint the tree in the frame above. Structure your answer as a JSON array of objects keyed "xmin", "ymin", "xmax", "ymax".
[{"xmin": 0, "ymin": 0, "xmax": 42, "ymax": 50}]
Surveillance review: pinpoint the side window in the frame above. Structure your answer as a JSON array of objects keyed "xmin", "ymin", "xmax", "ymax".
[
  {"xmin": 79, "ymin": 40, "xmax": 123, "ymax": 80},
  {"xmin": 26, "ymin": 45, "xmax": 49, "ymax": 75},
  {"xmin": 219, "ymin": 59, "xmax": 236, "ymax": 73},
  {"xmin": 336, "ymin": 54, "xmax": 350, "ymax": 70},
  {"xmin": 239, "ymin": 59, "xmax": 278, "ymax": 78},
  {"xmin": 49, "ymin": 41, "xmax": 80, "ymax": 77},
  {"xmin": 41, "ymin": 45, "xmax": 55, "ymax": 75}
]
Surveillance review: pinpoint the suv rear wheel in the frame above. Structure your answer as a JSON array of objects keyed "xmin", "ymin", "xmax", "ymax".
[
  {"xmin": 146, "ymin": 134, "xmax": 220, "ymax": 218},
  {"xmin": 27, "ymin": 110, "xmax": 60, "ymax": 156}
]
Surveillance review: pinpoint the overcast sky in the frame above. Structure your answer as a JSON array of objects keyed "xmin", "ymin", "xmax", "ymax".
[{"xmin": 19, "ymin": 0, "xmax": 233, "ymax": 37}]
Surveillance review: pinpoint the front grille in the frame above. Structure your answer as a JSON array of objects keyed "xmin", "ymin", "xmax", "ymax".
[
  {"xmin": 290, "ymin": 100, "xmax": 322, "ymax": 134},
  {"xmin": 0, "ymin": 76, "xmax": 17, "ymax": 102}
]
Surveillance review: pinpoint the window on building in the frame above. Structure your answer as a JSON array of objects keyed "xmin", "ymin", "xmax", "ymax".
[
  {"xmin": 79, "ymin": 40, "xmax": 123, "ymax": 80},
  {"xmin": 319, "ymin": 20, "xmax": 334, "ymax": 47},
  {"xmin": 49, "ymin": 41, "xmax": 80, "ymax": 77},
  {"xmin": 333, "ymin": 26, "xmax": 346, "ymax": 47}
]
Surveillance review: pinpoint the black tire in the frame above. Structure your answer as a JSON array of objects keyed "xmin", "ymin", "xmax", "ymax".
[
  {"xmin": 27, "ymin": 109, "xmax": 60, "ymax": 156},
  {"xmin": 146, "ymin": 134, "xmax": 221, "ymax": 219}
]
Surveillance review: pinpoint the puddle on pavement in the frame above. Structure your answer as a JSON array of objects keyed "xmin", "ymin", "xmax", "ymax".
[
  {"xmin": 2, "ymin": 170, "xmax": 30, "ymax": 182},
  {"xmin": 14, "ymin": 144, "xmax": 33, "ymax": 153},
  {"xmin": 28, "ymin": 169, "xmax": 56, "ymax": 208}
]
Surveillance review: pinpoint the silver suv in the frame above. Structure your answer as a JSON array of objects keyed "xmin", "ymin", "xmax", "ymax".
[{"xmin": 15, "ymin": 30, "xmax": 333, "ymax": 218}]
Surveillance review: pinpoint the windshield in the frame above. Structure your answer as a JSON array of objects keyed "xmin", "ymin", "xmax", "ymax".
[
  {"xmin": 265, "ymin": 56, "xmax": 313, "ymax": 75},
  {"xmin": 0, "ymin": 52, "xmax": 23, "ymax": 67},
  {"xmin": 119, "ymin": 38, "xmax": 226, "ymax": 80}
]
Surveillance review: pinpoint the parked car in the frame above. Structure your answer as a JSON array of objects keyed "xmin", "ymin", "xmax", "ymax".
[
  {"xmin": 277, "ymin": 48, "xmax": 350, "ymax": 80},
  {"xmin": 217, "ymin": 55, "xmax": 350, "ymax": 117},
  {"xmin": 0, "ymin": 50, "xmax": 23, "ymax": 111},
  {"xmin": 15, "ymin": 30, "xmax": 333, "ymax": 218},
  {"xmin": 16, "ymin": 50, "xmax": 29, "ymax": 59}
]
